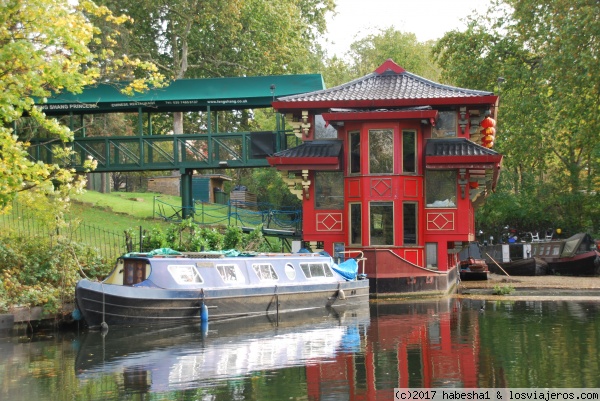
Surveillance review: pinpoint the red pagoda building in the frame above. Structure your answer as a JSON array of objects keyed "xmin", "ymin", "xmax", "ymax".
[{"xmin": 267, "ymin": 59, "xmax": 502, "ymax": 295}]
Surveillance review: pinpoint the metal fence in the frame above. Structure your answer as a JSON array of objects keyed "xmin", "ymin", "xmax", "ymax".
[{"xmin": 0, "ymin": 202, "xmax": 139, "ymax": 261}]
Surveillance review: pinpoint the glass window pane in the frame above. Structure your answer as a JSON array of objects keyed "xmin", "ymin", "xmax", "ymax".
[
  {"xmin": 315, "ymin": 171, "xmax": 344, "ymax": 209},
  {"xmin": 402, "ymin": 130, "xmax": 416, "ymax": 173},
  {"xmin": 426, "ymin": 243, "xmax": 438, "ymax": 269},
  {"xmin": 314, "ymin": 114, "xmax": 338, "ymax": 139},
  {"xmin": 349, "ymin": 131, "xmax": 361, "ymax": 174},
  {"xmin": 350, "ymin": 203, "xmax": 362, "ymax": 245},
  {"xmin": 403, "ymin": 203, "xmax": 417, "ymax": 245},
  {"xmin": 432, "ymin": 111, "xmax": 457, "ymax": 138},
  {"xmin": 369, "ymin": 129, "xmax": 393, "ymax": 174},
  {"xmin": 426, "ymin": 170, "xmax": 457, "ymax": 207},
  {"xmin": 370, "ymin": 202, "xmax": 394, "ymax": 245}
]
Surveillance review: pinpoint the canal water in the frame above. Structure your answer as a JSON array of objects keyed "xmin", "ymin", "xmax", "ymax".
[{"xmin": 1, "ymin": 298, "xmax": 599, "ymax": 400}]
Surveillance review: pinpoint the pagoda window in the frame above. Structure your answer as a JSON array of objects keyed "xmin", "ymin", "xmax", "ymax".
[
  {"xmin": 349, "ymin": 202, "xmax": 362, "ymax": 245},
  {"xmin": 315, "ymin": 171, "xmax": 344, "ymax": 209},
  {"xmin": 403, "ymin": 202, "xmax": 418, "ymax": 245},
  {"xmin": 426, "ymin": 243, "xmax": 438, "ymax": 269},
  {"xmin": 370, "ymin": 201, "xmax": 394, "ymax": 246},
  {"xmin": 349, "ymin": 131, "xmax": 361, "ymax": 174},
  {"xmin": 432, "ymin": 111, "xmax": 457, "ymax": 138},
  {"xmin": 402, "ymin": 130, "xmax": 416, "ymax": 174},
  {"xmin": 314, "ymin": 114, "xmax": 338, "ymax": 139},
  {"xmin": 426, "ymin": 170, "xmax": 457, "ymax": 208},
  {"xmin": 369, "ymin": 129, "xmax": 393, "ymax": 174}
]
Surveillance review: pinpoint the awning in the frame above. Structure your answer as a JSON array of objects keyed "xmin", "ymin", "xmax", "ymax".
[{"xmin": 266, "ymin": 140, "xmax": 342, "ymax": 171}]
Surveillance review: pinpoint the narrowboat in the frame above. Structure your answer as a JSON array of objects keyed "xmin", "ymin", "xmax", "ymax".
[
  {"xmin": 74, "ymin": 249, "xmax": 369, "ymax": 329},
  {"xmin": 481, "ymin": 243, "xmax": 548, "ymax": 276},
  {"xmin": 530, "ymin": 233, "xmax": 600, "ymax": 276}
]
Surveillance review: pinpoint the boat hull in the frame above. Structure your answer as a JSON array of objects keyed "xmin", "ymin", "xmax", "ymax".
[
  {"xmin": 546, "ymin": 251, "xmax": 600, "ymax": 276},
  {"xmin": 488, "ymin": 257, "xmax": 548, "ymax": 276},
  {"xmin": 75, "ymin": 279, "xmax": 369, "ymax": 329}
]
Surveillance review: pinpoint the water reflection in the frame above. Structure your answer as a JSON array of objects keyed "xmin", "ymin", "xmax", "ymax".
[
  {"xmin": 0, "ymin": 299, "xmax": 599, "ymax": 400},
  {"xmin": 76, "ymin": 306, "xmax": 370, "ymax": 395}
]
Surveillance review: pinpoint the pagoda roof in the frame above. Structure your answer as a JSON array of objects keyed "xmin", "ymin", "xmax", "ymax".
[{"xmin": 273, "ymin": 59, "xmax": 496, "ymax": 111}]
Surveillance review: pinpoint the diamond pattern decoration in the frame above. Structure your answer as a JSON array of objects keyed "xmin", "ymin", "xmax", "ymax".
[
  {"xmin": 316, "ymin": 213, "xmax": 342, "ymax": 231},
  {"xmin": 427, "ymin": 212, "xmax": 455, "ymax": 231},
  {"xmin": 371, "ymin": 178, "xmax": 392, "ymax": 197}
]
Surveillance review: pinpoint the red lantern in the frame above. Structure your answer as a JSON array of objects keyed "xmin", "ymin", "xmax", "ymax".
[
  {"xmin": 482, "ymin": 134, "xmax": 494, "ymax": 144},
  {"xmin": 480, "ymin": 117, "xmax": 496, "ymax": 128},
  {"xmin": 481, "ymin": 126, "xmax": 496, "ymax": 136}
]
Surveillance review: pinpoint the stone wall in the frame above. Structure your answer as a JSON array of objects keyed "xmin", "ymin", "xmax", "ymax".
[{"xmin": 147, "ymin": 176, "xmax": 180, "ymax": 197}]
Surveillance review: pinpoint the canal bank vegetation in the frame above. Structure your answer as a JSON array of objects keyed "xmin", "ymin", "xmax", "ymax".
[{"xmin": 0, "ymin": 193, "xmax": 275, "ymax": 315}]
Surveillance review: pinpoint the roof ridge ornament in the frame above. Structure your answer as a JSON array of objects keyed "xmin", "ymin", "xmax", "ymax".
[{"xmin": 374, "ymin": 59, "xmax": 406, "ymax": 75}]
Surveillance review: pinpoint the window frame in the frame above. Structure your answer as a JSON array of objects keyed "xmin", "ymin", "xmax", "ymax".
[
  {"xmin": 168, "ymin": 264, "xmax": 204, "ymax": 285},
  {"xmin": 425, "ymin": 170, "xmax": 457, "ymax": 208},
  {"xmin": 348, "ymin": 130, "xmax": 361, "ymax": 175},
  {"xmin": 403, "ymin": 202, "xmax": 418, "ymax": 245},
  {"xmin": 368, "ymin": 128, "xmax": 394, "ymax": 175},
  {"xmin": 252, "ymin": 263, "xmax": 279, "ymax": 281},
  {"xmin": 402, "ymin": 129, "xmax": 417, "ymax": 174},
  {"xmin": 349, "ymin": 202, "xmax": 362, "ymax": 246},
  {"xmin": 369, "ymin": 201, "xmax": 394, "ymax": 246},
  {"xmin": 314, "ymin": 171, "xmax": 344, "ymax": 210},
  {"xmin": 216, "ymin": 263, "xmax": 245, "ymax": 284}
]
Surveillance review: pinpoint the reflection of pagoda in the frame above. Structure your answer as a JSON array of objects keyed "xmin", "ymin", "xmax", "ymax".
[
  {"xmin": 268, "ymin": 59, "xmax": 502, "ymax": 295},
  {"xmin": 305, "ymin": 300, "xmax": 481, "ymax": 398}
]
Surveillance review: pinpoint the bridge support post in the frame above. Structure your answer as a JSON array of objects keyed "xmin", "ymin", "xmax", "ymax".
[{"xmin": 180, "ymin": 170, "xmax": 194, "ymax": 220}]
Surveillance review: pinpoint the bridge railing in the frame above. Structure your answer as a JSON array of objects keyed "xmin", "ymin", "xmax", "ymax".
[{"xmin": 26, "ymin": 130, "xmax": 297, "ymax": 172}]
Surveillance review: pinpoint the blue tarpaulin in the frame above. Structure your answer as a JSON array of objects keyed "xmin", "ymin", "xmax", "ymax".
[{"xmin": 332, "ymin": 258, "xmax": 359, "ymax": 281}]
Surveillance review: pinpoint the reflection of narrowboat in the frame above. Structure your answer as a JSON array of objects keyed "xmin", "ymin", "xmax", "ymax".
[
  {"xmin": 530, "ymin": 233, "xmax": 600, "ymax": 276},
  {"xmin": 458, "ymin": 243, "xmax": 489, "ymax": 280},
  {"xmin": 75, "ymin": 305, "xmax": 370, "ymax": 393},
  {"xmin": 481, "ymin": 243, "xmax": 548, "ymax": 276},
  {"xmin": 75, "ymin": 249, "xmax": 369, "ymax": 329}
]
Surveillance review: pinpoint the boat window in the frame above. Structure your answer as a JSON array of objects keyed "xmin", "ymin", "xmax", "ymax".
[
  {"xmin": 284, "ymin": 263, "xmax": 296, "ymax": 280},
  {"xmin": 123, "ymin": 260, "xmax": 147, "ymax": 286},
  {"xmin": 545, "ymin": 247, "xmax": 551, "ymax": 256},
  {"xmin": 300, "ymin": 262, "xmax": 334, "ymax": 278},
  {"xmin": 168, "ymin": 265, "xmax": 203, "ymax": 285},
  {"xmin": 252, "ymin": 264, "xmax": 279, "ymax": 281},
  {"xmin": 552, "ymin": 246, "xmax": 560, "ymax": 256},
  {"xmin": 216, "ymin": 264, "xmax": 245, "ymax": 284}
]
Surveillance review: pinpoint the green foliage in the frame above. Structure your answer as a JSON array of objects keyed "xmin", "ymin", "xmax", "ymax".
[
  {"xmin": 435, "ymin": 0, "xmax": 600, "ymax": 237},
  {"xmin": 140, "ymin": 222, "xmax": 272, "ymax": 254},
  {"xmin": 224, "ymin": 226, "xmax": 244, "ymax": 250},
  {"xmin": 1, "ymin": 0, "xmax": 163, "ymax": 213},
  {"xmin": 492, "ymin": 284, "xmax": 515, "ymax": 295},
  {"xmin": 0, "ymin": 236, "xmax": 112, "ymax": 313}
]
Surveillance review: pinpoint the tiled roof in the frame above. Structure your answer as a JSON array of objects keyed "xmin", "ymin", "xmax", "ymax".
[
  {"xmin": 425, "ymin": 138, "xmax": 500, "ymax": 157},
  {"xmin": 272, "ymin": 140, "xmax": 342, "ymax": 158},
  {"xmin": 278, "ymin": 60, "xmax": 492, "ymax": 103}
]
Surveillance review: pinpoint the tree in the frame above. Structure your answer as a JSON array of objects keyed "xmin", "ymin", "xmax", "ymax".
[
  {"xmin": 0, "ymin": 0, "xmax": 163, "ymax": 215},
  {"xmin": 347, "ymin": 28, "xmax": 441, "ymax": 81},
  {"xmin": 433, "ymin": 0, "xmax": 600, "ymax": 235},
  {"xmin": 95, "ymin": 0, "xmax": 335, "ymax": 133}
]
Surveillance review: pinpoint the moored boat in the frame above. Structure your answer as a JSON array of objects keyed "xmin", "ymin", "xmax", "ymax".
[
  {"xmin": 530, "ymin": 233, "xmax": 600, "ymax": 276},
  {"xmin": 481, "ymin": 243, "xmax": 548, "ymax": 276},
  {"xmin": 458, "ymin": 243, "xmax": 489, "ymax": 281},
  {"xmin": 75, "ymin": 249, "xmax": 370, "ymax": 329}
]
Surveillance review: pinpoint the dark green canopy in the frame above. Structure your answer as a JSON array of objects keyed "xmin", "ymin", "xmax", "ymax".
[{"xmin": 39, "ymin": 74, "xmax": 325, "ymax": 115}]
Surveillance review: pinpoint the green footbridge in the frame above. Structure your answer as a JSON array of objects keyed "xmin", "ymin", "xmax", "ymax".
[{"xmin": 23, "ymin": 74, "xmax": 324, "ymax": 231}]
